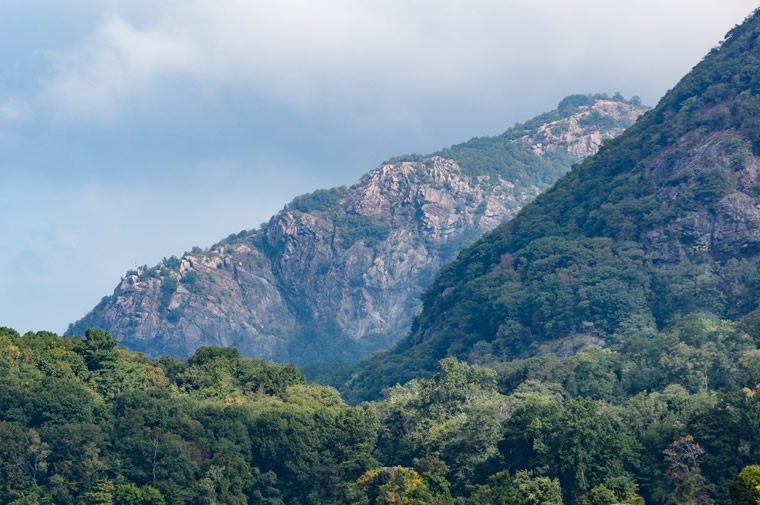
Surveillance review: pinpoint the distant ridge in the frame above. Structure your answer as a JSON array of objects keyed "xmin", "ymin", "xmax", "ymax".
[{"xmin": 68, "ymin": 95, "xmax": 645, "ymax": 365}]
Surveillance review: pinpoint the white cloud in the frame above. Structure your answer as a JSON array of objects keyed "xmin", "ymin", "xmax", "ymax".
[
  {"xmin": 42, "ymin": 0, "xmax": 757, "ymax": 122},
  {"xmin": 44, "ymin": 16, "xmax": 198, "ymax": 118}
]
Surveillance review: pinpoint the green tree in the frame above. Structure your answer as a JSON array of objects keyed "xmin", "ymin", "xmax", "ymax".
[
  {"xmin": 467, "ymin": 471, "xmax": 562, "ymax": 505},
  {"xmin": 500, "ymin": 394, "xmax": 561, "ymax": 475},
  {"xmin": 729, "ymin": 466, "xmax": 760, "ymax": 505},
  {"xmin": 467, "ymin": 472, "xmax": 522, "ymax": 505},
  {"xmin": 357, "ymin": 467, "xmax": 435, "ymax": 505},
  {"xmin": 578, "ymin": 485, "xmax": 616, "ymax": 505},
  {"xmin": 0, "ymin": 421, "xmax": 33, "ymax": 502},
  {"xmin": 82, "ymin": 480, "xmax": 115, "ymax": 505},
  {"xmin": 415, "ymin": 456, "xmax": 453, "ymax": 503},
  {"xmin": 513, "ymin": 471, "xmax": 563, "ymax": 505},
  {"xmin": 114, "ymin": 484, "xmax": 166, "ymax": 505},
  {"xmin": 77, "ymin": 328, "xmax": 119, "ymax": 371},
  {"xmin": 578, "ymin": 482, "xmax": 643, "ymax": 505},
  {"xmin": 556, "ymin": 398, "xmax": 634, "ymax": 495}
]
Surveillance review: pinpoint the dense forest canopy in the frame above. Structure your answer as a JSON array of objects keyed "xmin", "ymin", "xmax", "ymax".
[{"xmin": 3, "ymin": 322, "xmax": 760, "ymax": 505}]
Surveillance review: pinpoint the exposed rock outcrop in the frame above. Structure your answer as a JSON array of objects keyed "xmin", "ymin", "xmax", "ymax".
[{"xmin": 67, "ymin": 97, "xmax": 645, "ymax": 364}]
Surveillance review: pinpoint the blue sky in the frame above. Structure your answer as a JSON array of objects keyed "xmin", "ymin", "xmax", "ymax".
[{"xmin": 1, "ymin": 0, "xmax": 757, "ymax": 333}]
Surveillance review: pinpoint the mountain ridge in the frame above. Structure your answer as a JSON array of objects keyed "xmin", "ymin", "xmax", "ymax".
[
  {"xmin": 67, "ymin": 95, "xmax": 646, "ymax": 365},
  {"xmin": 335, "ymin": 9, "xmax": 760, "ymax": 401}
]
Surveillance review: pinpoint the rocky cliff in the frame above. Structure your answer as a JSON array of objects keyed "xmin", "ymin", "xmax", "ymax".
[{"xmin": 67, "ymin": 96, "xmax": 645, "ymax": 364}]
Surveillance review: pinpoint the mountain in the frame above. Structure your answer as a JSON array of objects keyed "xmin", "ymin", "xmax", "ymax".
[
  {"xmin": 338, "ymin": 9, "xmax": 760, "ymax": 401},
  {"xmin": 67, "ymin": 95, "xmax": 645, "ymax": 365}
]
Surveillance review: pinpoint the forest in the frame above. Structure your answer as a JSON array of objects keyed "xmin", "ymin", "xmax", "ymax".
[{"xmin": 2, "ymin": 322, "xmax": 760, "ymax": 505}]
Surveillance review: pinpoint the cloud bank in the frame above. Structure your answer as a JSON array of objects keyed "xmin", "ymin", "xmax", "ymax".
[{"xmin": 41, "ymin": 0, "xmax": 758, "ymax": 123}]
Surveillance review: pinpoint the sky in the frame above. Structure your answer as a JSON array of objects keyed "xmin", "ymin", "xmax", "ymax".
[{"xmin": 1, "ymin": 0, "xmax": 758, "ymax": 334}]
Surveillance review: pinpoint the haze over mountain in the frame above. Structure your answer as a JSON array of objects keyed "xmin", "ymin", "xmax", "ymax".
[
  {"xmin": 67, "ymin": 96, "xmax": 645, "ymax": 364},
  {"xmin": 2, "ymin": 1, "xmax": 756, "ymax": 335},
  {"xmin": 336, "ymin": 8, "xmax": 760, "ymax": 402}
]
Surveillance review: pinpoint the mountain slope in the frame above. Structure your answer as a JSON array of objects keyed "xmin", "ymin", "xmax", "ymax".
[
  {"xmin": 339, "ymin": 9, "xmax": 760, "ymax": 401},
  {"xmin": 67, "ymin": 96, "xmax": 645, "ymax": 365}
]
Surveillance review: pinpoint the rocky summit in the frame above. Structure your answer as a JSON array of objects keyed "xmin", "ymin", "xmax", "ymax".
[{"xmin": 67, "ymin": 96, "xmax": 645, "ymax": 364}]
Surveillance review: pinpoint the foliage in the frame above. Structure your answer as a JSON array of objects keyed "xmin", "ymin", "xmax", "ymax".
[
  {"xmin": 375, "ymin": 359, "xmax": 507, "ymax": 488},
  {"xmin": 179, "ymin": 271, "xmax": 198, "ymax": 286},
  {"xmin": 163, "ymin": 256, "xmax": 181, "ymax": 270},
  {"xmin": 355, "ymin": 467, "xmax": 435, "ymax": 505},
  {"xmin": 5, "ymin": 324, "xmax": 760, "ymax": 503},
  {"xmin": 0, "ymin": 329, "xmax": 377, "ymax": 505},
  {"xmin": 285, "ymin": 187, "xmax": 348, "ymax": 213},
  {"xmin": 467, "ymin": 471, "xmax": 563, "ymax": 505},
  {"xmin": 729, "ymin": 466, "xmax": 760, "ymax": 505}
]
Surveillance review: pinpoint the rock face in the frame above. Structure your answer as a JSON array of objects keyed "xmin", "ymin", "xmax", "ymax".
[
  {"xmin": 516, "ymin": 99, "xmax": 646, "ymax": 158},
  {"xmin": 338, "ymin": 10, "xmax": 760, "ymax": 401},
  {"xmin": 67, "ymin": 96, "xmax": 645, "ymax": 364}
]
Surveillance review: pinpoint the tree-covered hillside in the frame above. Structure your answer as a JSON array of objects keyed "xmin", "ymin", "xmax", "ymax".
[
  {"xmin": 4, "ymin": 322, "xmax": 760, "ymax": 505},
  {"xmin": 336, "ymin": 8, "xmax": 760, "ymax": 401}
]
